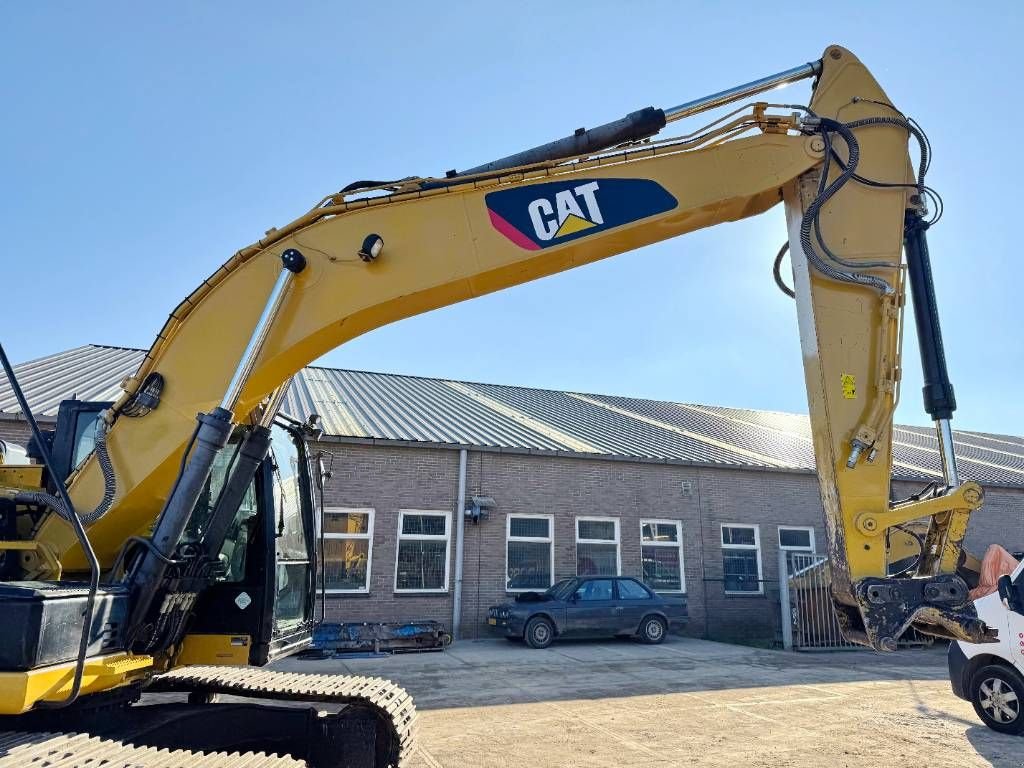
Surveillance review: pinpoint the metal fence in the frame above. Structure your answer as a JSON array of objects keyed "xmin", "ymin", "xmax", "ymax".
[
  {"xmin": 778, "ymin": 551, "xmax": 935, "ymax": 651},
  {"xmin": 779, "ymin": 551, "xmax": 863, "ymax": 651}
]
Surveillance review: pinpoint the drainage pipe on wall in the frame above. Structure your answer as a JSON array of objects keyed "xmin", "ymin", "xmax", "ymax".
[{"xmin": 452, "ymin": 448, "xmax": 468, "ymax": 641}]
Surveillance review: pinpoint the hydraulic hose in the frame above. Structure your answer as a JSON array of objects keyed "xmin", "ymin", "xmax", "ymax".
[
  {"xmin": 800, "ymin": 118, "xmax": 893, "ymax": 294},
  {"xmin": 15, "ymin": 419, "xmax": 117, "ymax": 527},
  {"xmin": 773, "ymin": 242, "xmax": 796, "ymax": 298}
]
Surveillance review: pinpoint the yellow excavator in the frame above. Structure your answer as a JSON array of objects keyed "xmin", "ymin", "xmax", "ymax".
[{"xmin": 0, "ymin": 44, "xmax": 997, "ymax": 766}]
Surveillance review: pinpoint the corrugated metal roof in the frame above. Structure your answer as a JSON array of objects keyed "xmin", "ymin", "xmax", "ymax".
[
  {"xmin": 3, "ymin": 345, "xmax": 1024, "ymax": 488},
  {"xmin": 0, "ymin": 345, "xmax": 146, "ymax": 417}
]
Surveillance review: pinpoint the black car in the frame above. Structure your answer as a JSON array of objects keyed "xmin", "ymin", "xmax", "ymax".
[{"xmin": 487, "ymin": 576, "xmax": 687, "ymax": 648}]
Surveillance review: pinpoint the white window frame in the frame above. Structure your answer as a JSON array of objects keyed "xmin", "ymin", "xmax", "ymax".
[
  {"xmin": 323, "ymin": 507, "xmax": 374, "ymax": 594},
  {"xmin": 639, "ymin": 518, "xmax": 685, "ymax": 594},
  {"xmin": 778, "ymin": 526, "xmax": 816, "ymax": 553},
  {"xmin": 575, "ymin": 516, "xmax": 621, "ymax": 576},
  {"xmin": 720, "ymin": 523, "xmax": 763, "ymax": 596},
  {"xmin": 505, "ymin": 513, "xmax": 555, "ymax": 593},
  {"xmin": 394, "ymin": 509, "xmax": 451, "ymax": 594}
]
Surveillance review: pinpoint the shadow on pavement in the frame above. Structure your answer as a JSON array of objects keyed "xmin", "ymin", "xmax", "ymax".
[
  {"xmin": 964, "ymin": 725, "xmax": 1024, "ymax": 767},
  {"xmin": 275, "ymin": 635, "xmax": 956, "ymax": 711}
]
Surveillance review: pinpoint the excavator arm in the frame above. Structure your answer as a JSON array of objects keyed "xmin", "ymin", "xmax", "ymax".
[{"xmin": 30, "ymin": 45, "xmax": 991, "ymax": 651}]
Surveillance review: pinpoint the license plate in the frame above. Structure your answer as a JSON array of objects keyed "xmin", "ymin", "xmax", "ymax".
[{"xmin": 488, "ymin": 618, "xmax": 497, "ymax": 625}]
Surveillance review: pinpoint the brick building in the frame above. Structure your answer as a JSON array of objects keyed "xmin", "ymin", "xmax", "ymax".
[{"xmin": 3, "ymin": 344, "xmax": 1024, "ymax": 644}]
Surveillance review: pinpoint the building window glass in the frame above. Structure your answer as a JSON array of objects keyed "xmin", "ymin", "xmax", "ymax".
[
  {"xmin": 640, "ymin": 519, "xmax": 685, "ymax": 593},
  {"xmin": 779, "ymin": 526, "xmax": 816, "ymax": 576},
  {"xmin": 721, "ymin": 524, "xmax": 763, "ymax": 595},
  {"xmin": 506, "ymin": 514, "xmax": 554, "ymax": 592},
  {"xmin": 576, "ymin": 517, "xmax": 620, "ymax": 576},
  {"xmin": 395, "ymin": 510, "xmax": 450, "ymax": 592},
  {"xmin": 323, "ymin": 508, "xmax": 373, "ymax": 593},
  {"xmin": 778, "ymin": 526, "xmax": 815, "ymax": 552}
]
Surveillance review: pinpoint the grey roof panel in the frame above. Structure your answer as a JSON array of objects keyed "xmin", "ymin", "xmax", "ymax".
[
  {"xmin": 4, "ymin": 345, "xmax": 1024, "ymax": 488},
  {"xmin": 0, "ymin": 345, "xmax": 145, "ymax": 417}
]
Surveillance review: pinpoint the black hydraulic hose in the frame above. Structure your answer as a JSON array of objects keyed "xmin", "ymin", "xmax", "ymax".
[
  {"xmin": 0, "ymin": 342, "xmax": 100, "ymax": 709},
  {"xmin": 773, "ymin": 242, "xmax": 795, "ymax": 298},
  {"xmin": 800, "ymin": 119, "xmax": 892, "ymax": 294},
  {"xmin": 845, "ymin": 115, "xmax": 929, "ymax": 191},
  {"xmin": 17, "ymin": 420, "xmax": 117, "ymax": 527}
]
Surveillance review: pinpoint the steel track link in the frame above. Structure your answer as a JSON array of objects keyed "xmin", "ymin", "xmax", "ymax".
[
  {"xmin": 147, "ymin": 666, "xmax": 416, "ymax": 767},
  {"xmin": 0, "ymin": 730, "xmax": 305, "ymax": 767}
]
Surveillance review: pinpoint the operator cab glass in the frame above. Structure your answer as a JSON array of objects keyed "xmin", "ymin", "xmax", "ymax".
[
  {"xmin": 269, "ymin": 425, "xmax": 312, "ymax": 633},
  {"xmin": 185, "ymin": 438, "xmax": 259, "ymax": 583}
]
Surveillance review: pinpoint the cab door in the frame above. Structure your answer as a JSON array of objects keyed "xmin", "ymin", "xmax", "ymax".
[
  {"xmin": 263, "ymin": 424, "xmax": 317, "ymax": 661},
  {"xmin": 182, "ymin": 422, "xmax": 316, "ymax": 666}
]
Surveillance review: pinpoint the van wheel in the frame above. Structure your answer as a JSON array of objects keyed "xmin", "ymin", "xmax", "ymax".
[
  {"xmin": 525, "ymin": 617, "xmax": 554, "ymax": 649},
  {"xmin": 639, "ymin": 616, "xmax": 667, "ymax": 644},
  {"xmin": 971, "ymin": 664, "xmax": 1024, "ymax": 735}
]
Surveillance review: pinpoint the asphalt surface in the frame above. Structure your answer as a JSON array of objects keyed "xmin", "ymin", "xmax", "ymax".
[{"xmin": 273, "ymin": 636, "xmax": 1023, "ymax": 767}]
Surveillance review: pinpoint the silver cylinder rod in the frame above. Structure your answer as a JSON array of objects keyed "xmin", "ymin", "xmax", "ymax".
[
  {"xmin": 936, "ymin": 418, "xmax": 961, "ymax": 488},
  {"xmin": 664, "ymin": 61, "xmax": 821, "ymax": 124},
  {"xmin": 220, "ymin": 249, "xmax": 306, "ymax": 413}
]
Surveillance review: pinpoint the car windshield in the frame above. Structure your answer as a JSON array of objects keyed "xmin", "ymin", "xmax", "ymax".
[{"xmin": 545, "ymin": 578, "xmax": 577, "ymax": 600}]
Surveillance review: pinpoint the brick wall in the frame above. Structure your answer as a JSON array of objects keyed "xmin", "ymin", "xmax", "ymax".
[
  {"xmin": 313, "ymin": 441, "xmax": 1024, "ymax": 644},
  {"xmin": 4, "ymin": 415, "xmax": 1022, "ymax": 646},
  {"xmin": 313, "ymin": 442, "xmax": 826, "ymax": 643}
]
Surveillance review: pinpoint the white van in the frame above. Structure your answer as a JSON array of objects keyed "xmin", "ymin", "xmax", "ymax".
[{"xmin": 949, "ymin": 565, "xmax": 1024, "ymax": 735}]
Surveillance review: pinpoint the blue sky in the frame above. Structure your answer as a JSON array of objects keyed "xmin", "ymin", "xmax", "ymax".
[{"xmin": 3, "ymin": 2, "xmax": 1022, "ymax": 435}]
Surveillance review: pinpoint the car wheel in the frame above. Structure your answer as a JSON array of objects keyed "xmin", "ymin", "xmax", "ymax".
[
  {"xmin": 525, "ymin": 617, "xmax": 554, "ymax": 649},
  {"xmin": 638, "ymin": 615, "xmax": 667, "ymax": 645},
  {"xmin": 971, "ymin": 664, "xmax": 1024, "ymax": 735}
]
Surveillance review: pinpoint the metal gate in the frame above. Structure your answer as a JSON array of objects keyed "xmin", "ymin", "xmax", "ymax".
[
  {"xmin": 779, "ymin": 551, "xmax": 863, "ymax": 651},
  {"xmin": 778, "ymin": 551, "xmax": 934, "ymax": 650}
]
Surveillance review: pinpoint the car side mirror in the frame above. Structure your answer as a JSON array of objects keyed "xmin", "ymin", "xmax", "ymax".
[
  {"xmin": 997, "ymin": 574, "xmax": 1024, "ymax": 615},
  {"xmin": 569, "ymin": 593, "xmax": 579, "ymax": 603}
]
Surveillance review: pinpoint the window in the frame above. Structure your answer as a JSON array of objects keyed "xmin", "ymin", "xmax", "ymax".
[
  {"xmin": 640, "ymin": 519, "xmax": 685, "ymax": 593},
  {"xmin": 574, "ymin": 579, "xmax": 614, "ymax": 601},
  {"xmin": 617, "ymin": 578, "xmax": 653, "ymax": 600},
  {"xmin": 506, "ymin": 514, "xmax": 554, "ymax": 592},
  {"xmin": 576, "ymin": 517, "xmax": 620, "ymax": 576},
  {"xmin": 721, "ymin": 524, "xmax": 763, "ymax": 595},
  {"xmin": 778, "ymin": 526, "xmax": 815, "ymax": 552},
  {"xmin": 394, "ymin": 510, "xmax": 451, "ymax": 592},
  {"xmin": 185, "ymin": 435, "xmax": 258, "ymax": 584},
  {"xmin": 324, "ymin": 508, "xmax": 374, "ymax": 593},
  {"xmin": 779, "ymin": 526, "xmax": 816, "ymax": 577}
]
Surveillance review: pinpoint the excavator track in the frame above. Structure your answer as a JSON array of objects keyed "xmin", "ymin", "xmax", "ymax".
[
  {"xmin": 0, "ymin": 730, "xmax": 305, "ymax": 767},
  {"xmin": 147, "ymin": 666, "xmax": 417, "ymax": 767}
]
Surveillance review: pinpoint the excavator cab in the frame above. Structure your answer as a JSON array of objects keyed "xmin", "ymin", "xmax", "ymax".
[
  {"xmin": 178, "ymin": 418, "xmax": 318, "ymax": 665},
  {"xmin": 7, "ymin": 398, "xmax": 318, "ymax": 672}
]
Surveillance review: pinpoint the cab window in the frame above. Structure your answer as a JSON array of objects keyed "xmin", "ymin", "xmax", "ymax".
[{"xmin": 269, "ymin": 425, "xmax": 312, "ymax": 631}]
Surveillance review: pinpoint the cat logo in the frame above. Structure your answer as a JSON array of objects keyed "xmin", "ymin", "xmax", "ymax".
[
  {"xmin": 486, "ymin": 178, "xmax": 677, "ymax": 251},
  {"xmin": 528, "ymin": 181, "xmax": 603, "ymax": 241}
]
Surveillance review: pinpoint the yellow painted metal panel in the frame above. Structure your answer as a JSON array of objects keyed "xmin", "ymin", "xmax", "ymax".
[
  {"xmin": 0, "ymin": 653, "xmax": 152, "ymax": 715},
  {"xmin": 174, "ymin": 634, "xmax": 251, "ymax": 666}
]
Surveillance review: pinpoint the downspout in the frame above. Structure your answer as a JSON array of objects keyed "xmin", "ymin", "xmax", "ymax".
[{"xmin": 452, "ymin": 448, "xmax": 468, "ymax": 641}]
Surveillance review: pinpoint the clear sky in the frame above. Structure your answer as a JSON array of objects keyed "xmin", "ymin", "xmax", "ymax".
[{"xmin": 3, "ymin": 2, "xmax": 1022, "ymax": 435}]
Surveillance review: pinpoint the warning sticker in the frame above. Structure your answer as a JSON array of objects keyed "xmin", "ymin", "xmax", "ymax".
[{"xmin": 841, "ymin": 374, "xmax": 857, "ymax": 400}]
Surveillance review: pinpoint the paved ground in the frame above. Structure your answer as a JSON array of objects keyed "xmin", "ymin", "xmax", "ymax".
[{"xmin": 275, "ymin": 636, "xmax": 1022, "ymax": 768}]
